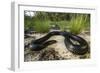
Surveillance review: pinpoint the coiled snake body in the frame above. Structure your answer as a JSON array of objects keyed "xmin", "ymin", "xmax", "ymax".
[{"xmin": 29, "ymin": 31, "xmax": 89, "ymax": 55}]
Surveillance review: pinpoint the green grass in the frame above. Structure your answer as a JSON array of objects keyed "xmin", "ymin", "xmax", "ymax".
[
  {"xmin": 69, "ymin": 14, "xmax": 88, "ymax": 34},
  {"xmin": 24, "ymin": 12, "xmax": 90, "ymax": 34},
  {"xmin": 34, "ymin": 20, "xmax": 50, "ymax": 33}
]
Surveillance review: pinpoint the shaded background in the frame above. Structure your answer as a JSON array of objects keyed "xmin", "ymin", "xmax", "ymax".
[{"xmin": 24, "ymin": 11, "xmax": 90, "ymax": 34}]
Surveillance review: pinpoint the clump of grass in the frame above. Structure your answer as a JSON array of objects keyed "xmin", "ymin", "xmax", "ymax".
[
  {"xmin": 34, "ymin": 19, "xmax": 50, "ymax": 33},
  {"xmin": 69, "ymin": 14, "xmax": 88, "ymax": 34}
]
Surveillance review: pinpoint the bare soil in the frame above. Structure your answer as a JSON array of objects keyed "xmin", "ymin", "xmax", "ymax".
[{"xmin": 24, "ymin": 32, "xmax": 90, "ymax": 62}]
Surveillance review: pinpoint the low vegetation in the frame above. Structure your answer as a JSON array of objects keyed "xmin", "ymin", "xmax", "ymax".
[{"xmin": 24, "ymin": 11, "xmax": 90, "ymax": 34}]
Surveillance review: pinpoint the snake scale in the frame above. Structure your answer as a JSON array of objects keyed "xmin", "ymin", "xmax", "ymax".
[{"xmin": 28, "ymin": 31, "xmax": 89, "ymax": 55}]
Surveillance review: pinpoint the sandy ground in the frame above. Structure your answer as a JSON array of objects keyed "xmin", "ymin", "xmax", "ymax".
[{"xmin": 24, "ymin": 32, "xmax": 90, "ymax": 62}]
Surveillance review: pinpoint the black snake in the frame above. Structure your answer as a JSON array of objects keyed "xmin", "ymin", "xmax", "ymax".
[{"xmin": 28, "ymin": 31, "xmax": 89, "ymax": 55}]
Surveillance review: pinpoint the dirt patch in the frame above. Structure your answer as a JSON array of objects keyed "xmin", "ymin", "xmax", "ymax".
[{"xmin": 24, "ymin": 32, "xmax": 90, "ymax": 62}]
